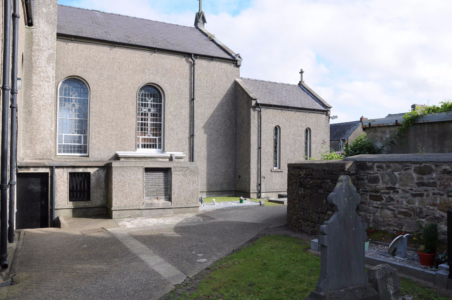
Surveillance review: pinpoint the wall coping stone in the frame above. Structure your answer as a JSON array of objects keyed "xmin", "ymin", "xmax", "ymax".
[{"xmin": 344, "ymin": 153, "xmax": 452, "ymax": 162}]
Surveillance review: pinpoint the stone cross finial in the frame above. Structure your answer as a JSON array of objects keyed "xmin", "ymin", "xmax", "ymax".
[
  {"xmin": 307, "ymin": 175, "xmax": 379, "ymax": 299},
  {"xmin": 195, "ymin": 0, "xmax": 207, "ymax": 28},
  {"xmin": 300, "ymin": 69, "xmax": 304, "ymax": 82}
]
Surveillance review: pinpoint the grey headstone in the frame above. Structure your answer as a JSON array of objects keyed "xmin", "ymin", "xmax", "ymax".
[
  {"xmin": 388, "ymin": 234, "xmax": 409, "ymax": 259},
  {"xmin": 311, "ymin": 239, "xmax": 320, "ymax": 252},
  {"xmin": 307, "ymin": 175, "xmax": 378, "ymax": 300},
  {"xmin": 368, "ymin": 264, "xmax": 401, "ymax": 300}
]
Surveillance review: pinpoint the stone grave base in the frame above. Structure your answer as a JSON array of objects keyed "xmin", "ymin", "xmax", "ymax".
[{"xmin": 306, "ymin": 284, "xmax": 379, "ymax": 300}]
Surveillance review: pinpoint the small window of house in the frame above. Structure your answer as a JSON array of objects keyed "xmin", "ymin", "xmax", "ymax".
[
  {"xmin": 57, "ymin": 78, "xmax": 89, "ymax": 155},
  {"xmin": 145, "ymin": 169, "xmax": 171, "ymax": 201},
  {"xmin": 305, "ymin": 128, "xmax": 311, "ymax": 160},
  {"xmin": 137, "ymin": 86, "xmax": 164, "ymax": 151},
  {"xmin": 273, "ymin": 126, "xmax": 281, "ymax": 169},
  {"xmin": 69, "ymin": 173, "xmax": 91, "ymax": 202}
]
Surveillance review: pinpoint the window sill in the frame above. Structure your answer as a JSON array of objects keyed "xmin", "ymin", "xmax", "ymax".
[
  {"xmin": 116, "ymin": 151, "xmax": 185, "ymax": 159},
  {"xmin": 271, "ymin": 169, "xmax": 283, "ymax": 172}
]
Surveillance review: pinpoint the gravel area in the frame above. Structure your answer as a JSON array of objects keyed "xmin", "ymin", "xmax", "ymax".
[
  {"xmin": 199, "ymin": 200, "xmax": 261, "ymax": 211},
  {"xmin": 366, "ymin": 243, "xmax": 434, "ymax": 271}
]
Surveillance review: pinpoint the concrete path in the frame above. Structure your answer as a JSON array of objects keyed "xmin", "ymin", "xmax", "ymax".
[{"xmin": 0, "ymin": 206, "xmax": 286, "ymax": 300}]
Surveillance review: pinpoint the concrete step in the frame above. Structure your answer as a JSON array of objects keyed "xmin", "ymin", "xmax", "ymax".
[{"xmin": 268, "ymin": 198, "xmax": 287, "ymax": 205}]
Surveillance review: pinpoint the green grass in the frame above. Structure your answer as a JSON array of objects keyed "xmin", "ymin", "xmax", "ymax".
[
  {"xmin": 203, "ymin": 197, "xmax": 282, "ymax": 207},
  {"xmin": 401, "ymin": 277, "xmax": 450, "ymax": 299},
  {"xmin": 169, "ymin": 235, "xmax": 450, "ymax": 300}
]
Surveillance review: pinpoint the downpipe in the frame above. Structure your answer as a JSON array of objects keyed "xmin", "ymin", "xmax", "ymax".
[
  {"xmin": 1, "ymin": 0, "xmax": 13, "ymax": 269},
  {"xmin": 257, "ymin": 102, "xmax": 262, "ymax": 199},
  {"xmin": 190, "ymin": 54, "xmax": 196, "ymax": 162},
  {"xmin": 9, "ymin": 0, "xmax": 20, "ymax": 244}
]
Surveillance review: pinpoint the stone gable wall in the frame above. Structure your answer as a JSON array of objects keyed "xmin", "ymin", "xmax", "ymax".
[{"xmin": 287, "ymin": 156, "xmax": 452, "ymax": 242}]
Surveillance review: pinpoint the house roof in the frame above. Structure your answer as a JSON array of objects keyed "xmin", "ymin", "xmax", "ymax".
[
  {"xmin": 57, "ymin": 5, "xmax": 235, "ymax": 60},
  {"xmin": 330, "ymin": 121, "xmax": 361, "ymax": 141},
  {"xmin": 238, "ymin": 78, "xmax": 331, "ymax": 111},
  {"xmin": 362, "ymin": 112, "xmax": 452, "ymax": 128}
]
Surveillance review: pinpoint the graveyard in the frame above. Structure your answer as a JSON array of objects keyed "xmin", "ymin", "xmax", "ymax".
[
  {"xmin": 163, "ymin": 175, "xmax": 452, "ymax": 299},
  {"xmin": 162, "ymin": 235, "xmax": 449, "ymax": 300}
]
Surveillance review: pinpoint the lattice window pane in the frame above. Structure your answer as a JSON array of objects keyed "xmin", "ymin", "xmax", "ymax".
[
  {"xmin": 57, "ymin": 78, "xmax": 89, "ymax": 155},
  {"xmin": 137, "ymin": 86, "xmax": 163, "ymax": 150}
]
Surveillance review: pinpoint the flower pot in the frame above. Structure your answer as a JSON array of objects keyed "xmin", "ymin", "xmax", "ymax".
[
  {"xmin": 366, "ymin": 229, "xmax": 376, "ymax": 235},
  {"xmin": 418, "ymin": 251, "xmax": 436, "ymax": 267}
]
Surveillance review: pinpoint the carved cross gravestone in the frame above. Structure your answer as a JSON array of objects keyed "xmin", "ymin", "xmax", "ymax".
[{"xmin": 307, "ymin": 175, "xmax": 379, "ymax": 300}]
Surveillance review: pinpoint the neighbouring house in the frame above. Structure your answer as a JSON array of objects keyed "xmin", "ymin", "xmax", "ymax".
[
  {"xmin": 362, "ymin": 104, "xmax": 452, "ymax": 154},
  {"xmin": 329, "ymin": 121, "xmax": 363, "ymax": 151},
  {"xmin": 1, "ymin": 0, "xmax": 331, "ymax": 229}
]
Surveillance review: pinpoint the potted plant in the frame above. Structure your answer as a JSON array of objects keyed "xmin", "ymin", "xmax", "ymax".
[
  {"xmin": 418, "ymin": 223, "xmax": 438, "ymax": 267},
  {"xmin": 366, "ymin": 225, "xmax": 376, "ymax": 235}
]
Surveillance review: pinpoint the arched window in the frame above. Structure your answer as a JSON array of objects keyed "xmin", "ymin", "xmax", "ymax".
[
  {"xmin": 273, "ymin": 126, "xmax": 281, "ymax": 169},
  {"xmin": 305, "ymin": 128, "xmax": 311, "ymax": 160},
  {"xmin": 137, "ymin": 85, "xmax": 163, "ymax": 151},
  {"xmin": 57, "ymin": 78, "xmax": 89, "ymax": 155}
]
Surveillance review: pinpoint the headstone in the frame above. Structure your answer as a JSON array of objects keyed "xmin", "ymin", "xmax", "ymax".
[
  {"xmin": 368, "ymin": 264, "xmax": 401, "ymax": 300},
  {"xmin": 306, "ymin": 175, "xmax": 379, "ymax": 300},
  {"xmin": 311, "ymin": 239, "xmax": 320, "ymax": 252},
  {"xmin": 388, "ymin": 234, "xmax": 409, "ymax": 259}
]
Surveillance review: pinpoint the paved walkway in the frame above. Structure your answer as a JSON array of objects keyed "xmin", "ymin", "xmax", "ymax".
[{"xmin": 0, "ymin": 206, "xmax": 287, "ymax": 300}]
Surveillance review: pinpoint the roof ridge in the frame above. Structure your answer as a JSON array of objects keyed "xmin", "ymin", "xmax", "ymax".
[
  {"xmin": 58, "ymin": 4, "xmax": 195, "ymax": 30},
  {"xmin": 241, "ymin": 77, "xmax": 298, "ymax": 87}
]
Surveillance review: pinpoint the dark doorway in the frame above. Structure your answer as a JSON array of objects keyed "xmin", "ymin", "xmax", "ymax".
[{"xmin": 17, "ymin": 173, "xmax": 49, "ymax": 229}]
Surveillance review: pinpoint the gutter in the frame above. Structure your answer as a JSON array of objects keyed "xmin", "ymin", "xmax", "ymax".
[
  {"xmin": 8, "ymin": 0, "xmax": 19, "ymax": 244},
  {"xmin": 1, "ymin": 0, "xmax": 12, "ymax": 270},
  {"xmin": 189, "ymin": 54, "xmax": 196, "ymax": 162}
]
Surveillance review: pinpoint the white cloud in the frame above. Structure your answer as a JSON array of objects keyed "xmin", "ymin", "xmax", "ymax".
[{"xmin": 65, "ymin": 0, "xmax": 452, "ymax": 122}]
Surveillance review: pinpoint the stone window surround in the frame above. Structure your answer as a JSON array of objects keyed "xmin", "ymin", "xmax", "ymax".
[{"xmin": 116, "ymin": 151, "xmax": 185, "ymax": 159}]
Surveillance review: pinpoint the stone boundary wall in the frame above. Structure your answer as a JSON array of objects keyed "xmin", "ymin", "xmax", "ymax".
[{"xmin": 287, "ymin": 154, "xmax": 452, "ymax": 242}]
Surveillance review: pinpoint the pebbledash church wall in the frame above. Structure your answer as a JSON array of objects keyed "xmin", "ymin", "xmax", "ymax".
[{"xmin": 287, "ymin": 154, "xmax": 452, "ymax": 242}]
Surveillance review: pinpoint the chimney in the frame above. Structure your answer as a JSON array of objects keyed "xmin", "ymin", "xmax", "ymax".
[
  {"xmin": 360, "ymin": 116, "xmax": 368, "ymax": 123},
  {"xmin": 411, "ymin": 104, "xmax": 426, "ymax": 112},
  {"xmin": 194, "ymin": 0, "xmax": 207, "ymax": 28}
]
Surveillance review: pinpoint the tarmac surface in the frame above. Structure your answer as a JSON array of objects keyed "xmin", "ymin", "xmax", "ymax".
[{"xmin": 0, "ymin": 206, "xmax": 287, "ymax": 300}]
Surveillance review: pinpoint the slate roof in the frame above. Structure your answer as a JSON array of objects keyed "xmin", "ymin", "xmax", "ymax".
[
  {"xmin": 330, "ymin": 121, "xmax": 361, "ymax": 141},
  {"xmin": 238, "ymin": 78, "xmax": 331, "ymax": 111},
  {"xmin": 57, "ymin": 5, "xmax": 235, "ymax": 60}
]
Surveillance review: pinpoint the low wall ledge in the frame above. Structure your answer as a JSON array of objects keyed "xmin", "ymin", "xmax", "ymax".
[{"xmin": 344, "ymin": 153, "xmax": 452, "ymax": 163}]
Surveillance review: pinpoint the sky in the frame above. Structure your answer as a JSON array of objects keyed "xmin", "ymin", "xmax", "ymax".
[{"xmin": 57, "ymin": 0, "xmax": 452, "ymax": 123}]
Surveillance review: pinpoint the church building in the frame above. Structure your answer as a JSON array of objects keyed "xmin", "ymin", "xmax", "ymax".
[{"xmin": 3, "ymin": 0, "xmax": 331, "ymax": 227}]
